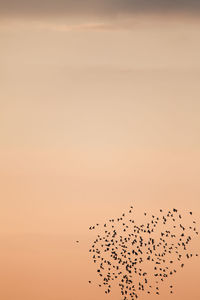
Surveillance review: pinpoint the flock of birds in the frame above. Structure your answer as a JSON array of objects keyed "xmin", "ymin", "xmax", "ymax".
[{"xmin": 86, "ymin": 206, "xmax": 199, "ymax": 299}]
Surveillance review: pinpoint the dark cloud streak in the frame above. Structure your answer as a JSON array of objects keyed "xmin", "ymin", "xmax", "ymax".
[{"xmin": 0, "ymin": 0, "xmax": 200, "ymax": 18}]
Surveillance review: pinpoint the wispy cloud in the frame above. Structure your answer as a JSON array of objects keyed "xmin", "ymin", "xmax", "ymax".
[{"xmin": 0, "ymin": 0, "xmax": 200, "ymax": 19}]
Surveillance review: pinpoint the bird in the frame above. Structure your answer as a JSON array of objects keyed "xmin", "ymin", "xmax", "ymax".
[{"xmin": 88, "ymin": 206, "xmax": 198, "ymax": 300}]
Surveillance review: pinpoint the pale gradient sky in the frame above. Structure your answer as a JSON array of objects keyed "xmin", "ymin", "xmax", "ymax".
[{"xmin": 0, "ymin": 5, "xmax": 200, "ymax": 300}]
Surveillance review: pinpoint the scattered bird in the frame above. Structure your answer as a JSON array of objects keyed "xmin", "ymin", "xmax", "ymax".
[{"xmin": 87, "ymin": 206, "xmax": 199, "ymax": 299}]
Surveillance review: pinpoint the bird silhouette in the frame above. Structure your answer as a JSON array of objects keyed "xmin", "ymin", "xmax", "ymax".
[{"xmin": 87, "ymin": 206, "xmax": 199, "ymax": 299}]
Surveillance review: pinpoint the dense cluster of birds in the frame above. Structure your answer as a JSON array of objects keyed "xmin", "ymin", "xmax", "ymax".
[{"xmin": 87, "ymin": 206, "xmax": 199, "ymax": 299}]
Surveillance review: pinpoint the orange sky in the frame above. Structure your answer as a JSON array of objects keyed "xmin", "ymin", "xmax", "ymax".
[{"xmin": 0, "ymin": 6, "xmax": 200, "ymax": 300}]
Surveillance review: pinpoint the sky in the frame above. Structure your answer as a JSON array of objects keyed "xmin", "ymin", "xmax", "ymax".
[
  {"xmin": 0, "ymin": 1, "xmax": 200, "ymax": 300},
  {"xmin": 1, "ymin": 0, "xmax": 200, "ymax": 17}
]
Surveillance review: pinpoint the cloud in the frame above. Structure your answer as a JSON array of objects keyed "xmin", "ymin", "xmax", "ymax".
[{"xmin": 0, "ymin": 0, "xmax": 200, "ymax": 19}]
